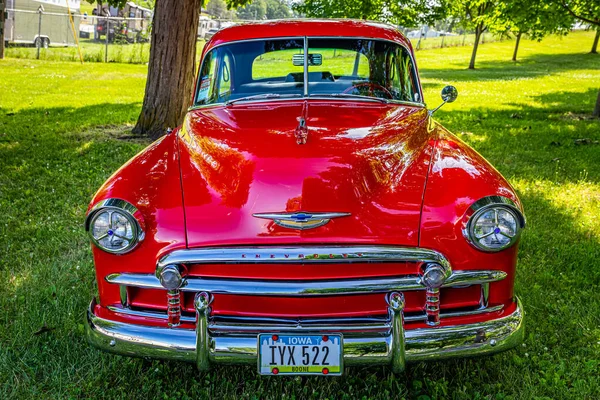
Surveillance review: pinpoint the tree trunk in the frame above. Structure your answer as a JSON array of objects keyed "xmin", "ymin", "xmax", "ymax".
[
  {"xmin": 592, "ymin": 29, "xmax": 600, "ymax": 54},
  {"xmin": 512, "ymin": 32, "xmax": 522, "ymax": 62},
  {"xmin": 133, "ymin": 0, "xmax": 203, "ymax": 139},
  {"xmin": 469, "ymin": 25, "xmax": 483, "ymax": 70},
  {"xmin": 593, "ymin": 88, "xmax": 600, "ymax": 118}
]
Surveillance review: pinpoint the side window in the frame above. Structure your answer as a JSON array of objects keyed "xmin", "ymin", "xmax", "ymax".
[
  {"xmin": 196, "ymin": 51, "xmax": 218, "ymax": 105},
  {"xmin": 218, "ymin": 53, "xmax": 233, "ymax": 100},
  {"xmin": 388, "ymin": 50, "xmax": 400, "ymax": 92},
  {"xmin": 399, "ymin": 50, "xmax": 418, "ymax": 102},
  {"xmin": 389, "ymin": 48, "xmax": 418, "ymax": 103}
]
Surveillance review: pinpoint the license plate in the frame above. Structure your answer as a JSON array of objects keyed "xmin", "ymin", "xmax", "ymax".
[{"xmin": 258, "ymin": 334, "xmax": 343, "ymax": 376}]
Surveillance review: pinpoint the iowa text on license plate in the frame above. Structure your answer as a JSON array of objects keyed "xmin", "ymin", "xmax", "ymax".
[{"xmin": 258, "ymin": 334, "xmax": 343, "ymax": 375}]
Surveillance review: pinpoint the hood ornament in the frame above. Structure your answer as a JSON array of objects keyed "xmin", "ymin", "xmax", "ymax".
[
  {"xmin": 295, "ymin": 117, "xmax": 308, "ymax": 145},
  {"xmin": 295, "ymin": 101, "xmax": 309, "ymax": 145},
  {"xmin": 253, "ymin": 211, "xmax": 350, "ymax": 230}
]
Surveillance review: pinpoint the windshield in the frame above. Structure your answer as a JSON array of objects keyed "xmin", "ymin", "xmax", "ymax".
[{"xmin": 194, "ymin": 37, "xmax": 421, "ymax": 106}]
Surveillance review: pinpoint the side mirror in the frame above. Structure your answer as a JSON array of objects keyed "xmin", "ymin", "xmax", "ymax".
[
  {"xmin": 429, "ymin": 85, "xmax": 458, "ymax": 115},
  {"xmin": 441, "ymin": 85, "xmax": 458, "ymax": 103}
]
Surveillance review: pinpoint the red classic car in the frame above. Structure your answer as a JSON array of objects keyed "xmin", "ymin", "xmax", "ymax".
[{"xmin": 85, "ymin": 20, "xmax": 525, "ymax": 376}]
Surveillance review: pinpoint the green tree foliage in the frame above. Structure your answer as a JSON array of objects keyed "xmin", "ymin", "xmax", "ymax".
[
  {"xmin": 293, "ymin": 0, "xmax": 444, "ymax": 27},
  {"xmin": 265, "ymin": 0, "xmax": 291, "ymax": 19},
  {"xmin": 206, "ymin": 0, "xmax": 237, "ymax": 19},
  {"xmin": 556, "ymin": 0, "xmax": 600, "ymax": 26},
  {"xmin": 237, "ymin": 0, "xmax": 267, "ymax": 20},
  {"xmin": 553, "ymin": 0, "xmax": 600, "ymax": 52},
  {"xmin": 501, "ymin": 1, "xmax": 573, "ymax": 61},
  {"xmin": 228, "ymin": 0, "xmax": 254, "ymax": 8},
  {"xmin": 446, "ymin": 1, "xmax": 508, "ymax": 69},
  {"xmin": 206, "ymin": 0, "xmax": 227, "ymax": 18}
]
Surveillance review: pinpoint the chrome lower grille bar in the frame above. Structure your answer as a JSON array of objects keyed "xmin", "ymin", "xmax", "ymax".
[
  {"xmin": 106, "ymin": 270, "xmax": 506, "ymax": 296},
  {"xmin": 107, "ymin": 303, "xmax": 505, "ymax": 327}
]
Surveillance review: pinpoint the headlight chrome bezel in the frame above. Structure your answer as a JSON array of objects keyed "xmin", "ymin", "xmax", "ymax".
[
  {"xmin": 463, "ymin": 196, "xmax": 525, "ymax": 253},
  {"xmin": 85, "ymin": 199, "xmax": 145, "ymax": 255}
]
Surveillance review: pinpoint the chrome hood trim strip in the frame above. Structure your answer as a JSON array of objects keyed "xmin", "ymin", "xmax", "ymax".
[{"xmin": 157, "ymin": 245, "xmax": 451, "ymax": 269}]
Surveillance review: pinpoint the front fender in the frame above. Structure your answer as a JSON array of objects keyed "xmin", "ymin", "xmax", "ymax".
[
  {"xmin": 87, "ymin": 133, "xmax": 187, "ymax": 307},
  {"xmin": 420, "ymin": 123, "xmax": 523, "ymax": 306}
]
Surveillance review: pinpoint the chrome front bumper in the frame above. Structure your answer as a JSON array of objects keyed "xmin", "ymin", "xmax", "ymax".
[{"xmin": 85, "ymin": 297, "xmax": 524, "ymax": 372}]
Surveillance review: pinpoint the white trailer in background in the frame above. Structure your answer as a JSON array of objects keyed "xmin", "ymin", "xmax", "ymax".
[{"xmin": 5, "ymin": 0, "xmax": 80, "ymax": 47}]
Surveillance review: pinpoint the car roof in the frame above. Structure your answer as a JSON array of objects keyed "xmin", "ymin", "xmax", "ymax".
[{"xmin": 203, "ymin": 19, "xmax": 413, "ymax": 55}]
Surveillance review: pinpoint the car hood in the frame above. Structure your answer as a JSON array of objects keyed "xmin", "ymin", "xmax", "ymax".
[{"xmin": 177, "ymin": 100, "xmax": 434, "ymax": 247}]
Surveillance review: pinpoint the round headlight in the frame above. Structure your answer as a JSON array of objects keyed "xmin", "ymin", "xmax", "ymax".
[
  {"xmin": 464, "ymin": 197, "xmax": 524, "ymax": 252},
  {"xmin": 86, "ymin": 199, "xmax": 143, "ymax": 254}
]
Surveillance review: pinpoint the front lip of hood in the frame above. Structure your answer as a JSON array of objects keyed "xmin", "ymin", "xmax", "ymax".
[{"xmin": 176, "ymin": 100, "xmax": 434, "ymax": 247}]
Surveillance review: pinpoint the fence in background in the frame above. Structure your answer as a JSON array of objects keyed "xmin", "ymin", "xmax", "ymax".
[
  {"xmin": 4, "ymin": 9, "xmax": 509, "ymax": 64},
  {"xmin": 409, "ymin": 32, "xmax": 506, "ymax": 51},
  {"xmin": 5, "ymin": 8, "xmax": 153, "ymax": 63}
]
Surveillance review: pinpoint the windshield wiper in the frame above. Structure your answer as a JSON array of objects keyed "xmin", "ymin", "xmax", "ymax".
[
  {"xmin": 308, "ymin": 93, "xmax": 389, "ymax": 104},
  {"xmin": 226, "ymin": 93, "xmax": 302, "ymax": 105}
]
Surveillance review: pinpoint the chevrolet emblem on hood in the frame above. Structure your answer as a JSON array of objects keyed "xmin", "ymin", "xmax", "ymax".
[{"xmin": 252, "ymin": 212, "xmax": 351, "ymax": 230}]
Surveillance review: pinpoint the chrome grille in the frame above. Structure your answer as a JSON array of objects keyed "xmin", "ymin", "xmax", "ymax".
[{"xmin": 107, "ymin": 245, "xmax": 506, "ymax": 326}]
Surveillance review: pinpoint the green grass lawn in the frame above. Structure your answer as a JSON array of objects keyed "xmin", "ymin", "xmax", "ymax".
[{"xmin": 0, "ymin": 30, "xmax": 599, "ymax": 399}]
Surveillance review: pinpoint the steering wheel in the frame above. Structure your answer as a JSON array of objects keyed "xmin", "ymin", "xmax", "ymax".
[{"xmin": 342, "ymin": 82, "xmax": 393, "ymax": 99}]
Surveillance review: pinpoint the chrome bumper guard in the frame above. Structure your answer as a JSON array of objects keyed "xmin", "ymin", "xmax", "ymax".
[{"xmin": 86, "ymin": 297, "xmax": 524, "ymax": 372}]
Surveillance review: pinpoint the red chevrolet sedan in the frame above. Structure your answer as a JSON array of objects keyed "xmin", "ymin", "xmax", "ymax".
[{"xmin": 85, "ymin": 20, "xmax": 525, "ymax": 376}]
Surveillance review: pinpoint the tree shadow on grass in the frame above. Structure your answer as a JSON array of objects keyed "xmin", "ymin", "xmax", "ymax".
[
  {"xmin": 0, "ymin": 102, "xmax": 143, "ymax": 142},
  {"xmin": 420, "ymin": 51, "xmax": 600, "ymax": 82},
  {"xmin": 532, "ymin": 88, "xmax": 600, "ymax": 115},
  {"xmin": 434, "ymin": 88, "xmax": 600, "ymax": 185},
  {"xmin": 0, "ymin": 102, "xmax": 148, "ymax": 196}
]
